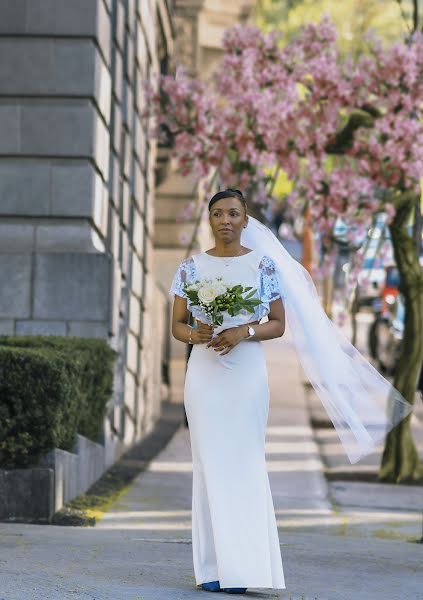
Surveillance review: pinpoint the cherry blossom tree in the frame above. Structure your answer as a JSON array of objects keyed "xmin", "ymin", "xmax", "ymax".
[{"xmin": 147, "ymin": 18, "xmax": 423, "ymax": 482}]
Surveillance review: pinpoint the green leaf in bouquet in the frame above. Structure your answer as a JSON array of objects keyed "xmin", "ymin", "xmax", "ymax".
[
  {"xmin": 245, "ymin": 298, "xmax": 262, "ymax": 306},
  {"xmin": 243, "ymin": 289, "xmax": 257, "ymax": 300},
  {"xmin": 243, "ymin": 306, "xmax": 255, "ymax": 313},
  {"xmin": 184, "ymin": 287, "xmax": 199, "ymax": 301}
]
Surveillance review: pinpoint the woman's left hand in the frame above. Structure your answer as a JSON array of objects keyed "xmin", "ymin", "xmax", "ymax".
[{"xmin": 206, "ymin": 326, "xmax": 246, "ymax": 355}]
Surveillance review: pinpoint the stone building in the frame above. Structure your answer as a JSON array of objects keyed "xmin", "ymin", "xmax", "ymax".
[
  {"xmin": 0, "ymin": 0, "xmax": 255, "ymax": 468},
  {"xmin": 0, "ymin": 0, "xmax": 175, "ymax": 466}
]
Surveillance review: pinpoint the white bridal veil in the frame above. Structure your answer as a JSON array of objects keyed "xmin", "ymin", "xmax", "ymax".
[{"xmin": 241, "ymin": 215, "xmax": 412, "ymax": 464}]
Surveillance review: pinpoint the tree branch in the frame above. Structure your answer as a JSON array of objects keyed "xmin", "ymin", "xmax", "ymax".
[
  {"xmin": 390, "ymin": 190, "xmax": 419, "ymax": 221},
  {"xmin": 325, "ymin": 110, "xmax": 374, "ymax": 154},
  {"xmin": 413, "ymin": 0, "xmax": 419, "ymax": 32},
  {"xmin": 395, "ymin": 0, "xmax": 413, "ymax": 35}
]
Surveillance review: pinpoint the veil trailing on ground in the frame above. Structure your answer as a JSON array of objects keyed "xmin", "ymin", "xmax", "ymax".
[{"xmin": 241, "ymin": 215, "xmax": 412, "ymax": 464}]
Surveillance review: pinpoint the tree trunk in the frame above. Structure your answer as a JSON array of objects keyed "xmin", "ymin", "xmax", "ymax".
[
  {"xmin": 379, "ymin": 193, "xmax": 423, "ymax": 483},
  {"xmin": 302, "ymin": 206, "xmax": 313, "ymax": 274},
  {"xmin": 322, "ymin": 273, "xmax": 334, "ymax": 318},
  {"xmin": 350, "ymin": 285, "xmax": 359, "ymax": 347}
]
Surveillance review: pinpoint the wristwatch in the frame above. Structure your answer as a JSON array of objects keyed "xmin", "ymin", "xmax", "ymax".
[{"xmin": 246, "ymin": 325, "xmax": 255, "ymax": 339}]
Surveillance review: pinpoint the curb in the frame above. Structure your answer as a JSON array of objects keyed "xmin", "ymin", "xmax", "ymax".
[{"xmin": 52, "ymin": 400, "xmax": 186, "ymax": 526}]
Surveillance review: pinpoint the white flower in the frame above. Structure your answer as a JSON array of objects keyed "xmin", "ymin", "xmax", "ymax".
[
  {"xmin": 198, "ymin": 283, "xmax": 219, "ymax": 304},
  {"xmin": 214, "ymin": 282, "xmax": 227, "ymax": 296},
  {"xmin": 185, "ymin": 281, "xmax": 200, "ymax": 292}
]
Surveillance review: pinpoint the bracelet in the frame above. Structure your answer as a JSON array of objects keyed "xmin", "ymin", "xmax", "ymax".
[{"xmin": 188, "ymin": 325, "xmax": 193, "ymax": 345}]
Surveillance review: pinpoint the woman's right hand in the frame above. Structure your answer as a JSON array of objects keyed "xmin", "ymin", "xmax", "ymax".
[{"xmin": 192, "ymin": 320, "xmax": 214, "ymax": 344}]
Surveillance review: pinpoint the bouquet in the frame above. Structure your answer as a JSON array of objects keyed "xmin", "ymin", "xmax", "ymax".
[{"xmin": 183, "ymin": 276, "xmax": 263, "ymax": 327}]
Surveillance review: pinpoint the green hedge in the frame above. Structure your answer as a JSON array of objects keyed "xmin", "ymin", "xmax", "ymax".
[{"xmin": 0, "ymin": 336, "xmax": 116, "ymax": 469}]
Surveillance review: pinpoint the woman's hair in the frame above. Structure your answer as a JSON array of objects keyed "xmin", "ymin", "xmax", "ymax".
[{"xmin": 208, "ymin": 188, "xmax": 247, "ymax": 214}]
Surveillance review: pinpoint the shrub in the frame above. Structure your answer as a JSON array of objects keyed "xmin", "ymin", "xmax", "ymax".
[{"xmin": 0, "ymin": 336, "xmax": 116, "ymax": 469}]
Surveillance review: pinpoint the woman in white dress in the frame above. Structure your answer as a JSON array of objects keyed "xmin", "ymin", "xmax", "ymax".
[{"xmin": 170, "ymin": 188, "xmax": 286, "ymax": 593}]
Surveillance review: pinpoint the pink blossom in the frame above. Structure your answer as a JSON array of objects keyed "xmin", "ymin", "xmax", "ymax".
[{"xmin": 145, "ymin": 18, "xmax": 423, "ymax": 284}]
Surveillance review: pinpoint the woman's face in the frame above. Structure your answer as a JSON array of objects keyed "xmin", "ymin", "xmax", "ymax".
[{"xmin": 208, "ymin": 196, "xmax": 247, "ymax": 243}]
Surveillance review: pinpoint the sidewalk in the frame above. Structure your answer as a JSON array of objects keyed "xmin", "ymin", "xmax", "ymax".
[
  {"xmin": 1, "ymin": 330, "xmax": 422, "ymax": 599},
  {"xmin": 307, "ymin": 310, "xmax": 423, "ymax": 555}
]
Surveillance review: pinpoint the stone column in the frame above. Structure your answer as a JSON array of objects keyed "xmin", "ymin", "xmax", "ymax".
[{"xmin": 0, "ymin": 0, "xmax": 174, "ymax": 466}]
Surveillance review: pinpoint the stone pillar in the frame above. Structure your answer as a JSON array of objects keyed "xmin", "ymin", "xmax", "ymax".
[{"xmin": 0, "ymin": 0, "xmax": 174, "ymax": 466}]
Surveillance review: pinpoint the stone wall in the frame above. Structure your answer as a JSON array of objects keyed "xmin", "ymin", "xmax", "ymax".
[{"xmin": 0, "ymin": 0, "xmax": 174, "ymax": 465}]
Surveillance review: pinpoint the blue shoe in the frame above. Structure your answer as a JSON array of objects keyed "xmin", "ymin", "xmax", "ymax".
[
  {"xmin": 222, "ymin": 588, "xmax": 247, "ymax": 594},
  {"xmin": 201, "ymin": 580, "xmax": 222, "ymax": 592}
]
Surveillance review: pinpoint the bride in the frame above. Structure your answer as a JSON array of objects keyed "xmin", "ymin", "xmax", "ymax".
[
  {"xmin": 169, "ymin": 188, "xmax": 411, "ymax": 593},
  {"xmin": 170, "ymin": 188, "xmax": 286, "ymax": 592}
]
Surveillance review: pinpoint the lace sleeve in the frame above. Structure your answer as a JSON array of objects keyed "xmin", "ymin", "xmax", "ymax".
[
  {"xmin": 259, "ymin": 255, "xmax": 282, "ymax": 302},
  {"xmin": 256, "ymin": 255, "xmax": 282, "ymax": 320},
  {"xmin": 169, "ymin": 257, "xmax": 197, "ymax": 298}
]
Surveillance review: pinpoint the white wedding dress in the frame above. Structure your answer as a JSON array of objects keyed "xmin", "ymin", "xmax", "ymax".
[{"xmin": 170, "ymin": 248, "xmax": 286, "ymax": 590}]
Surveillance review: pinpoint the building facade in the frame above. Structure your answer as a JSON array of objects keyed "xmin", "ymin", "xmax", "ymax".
[
  {"xmin": 0, "ymin": 0, "xmax": 174, "ymax": 465},
  {"xmin": 0, "ymin": 0, "xmax": 255, "ymax": 467}
]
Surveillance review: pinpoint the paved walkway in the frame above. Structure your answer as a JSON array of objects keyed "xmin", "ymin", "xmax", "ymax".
[{"xmin": 1, "ymin": 330, "xmax": 422, "ymax": 599}]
